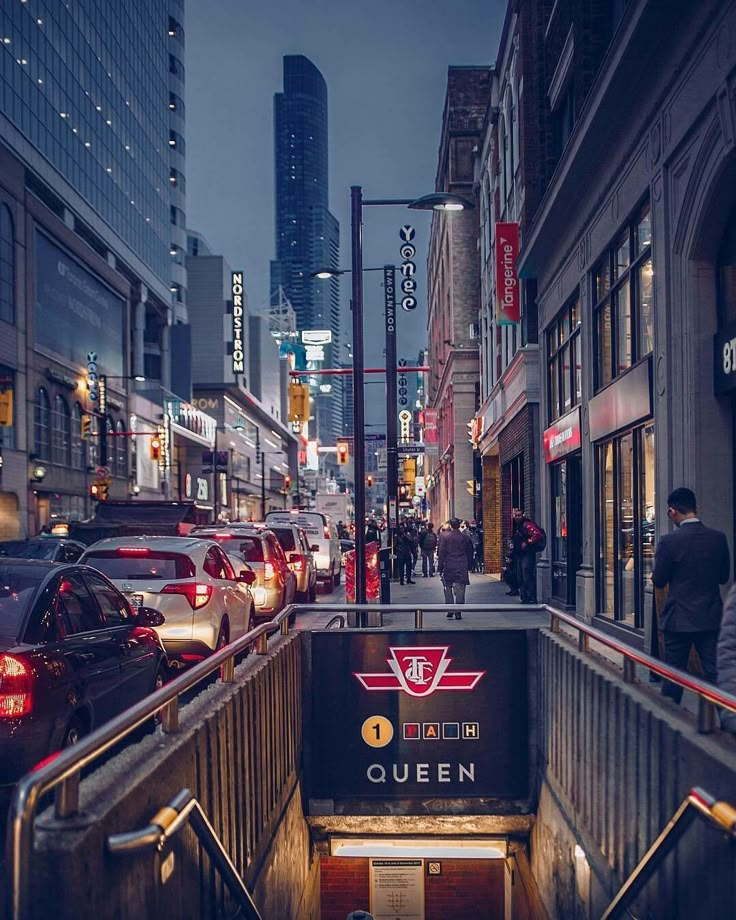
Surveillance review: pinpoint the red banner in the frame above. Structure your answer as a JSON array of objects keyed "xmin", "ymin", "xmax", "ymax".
[
  {"xmin": 423, "ymin": 408, "xmax": 438, "ymax": 444},
  {"xmin": 495, "ymin": 222, "xmax": 520, "ymax": 324}
]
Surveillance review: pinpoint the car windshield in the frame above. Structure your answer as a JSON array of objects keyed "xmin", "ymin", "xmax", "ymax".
[
  {"xmin": 0, "ymin": 541, "xmax": 57, "ymax": 560},
  {"xmin": 83, "ymin": 551, "xmax": 195, "ymax": 580},
  {"xmin": 270, "ymin": 528, "xmax": 296, "ymax": 551},
  {"xmin": 0, "ymin": 565, "xmax": 43, "ymax": 640},
  {"xmin": 226, "ymin": 538, "xmax": 264, "ymax": 563}
]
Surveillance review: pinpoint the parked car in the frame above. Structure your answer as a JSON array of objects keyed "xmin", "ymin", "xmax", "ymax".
[
  {"xmin": 264, "ymin": 523, "xmax": 317, "ymax": 603},
  {"xmin": 265, "ymin": 511, "xmax": 341, "ymax": 590},
  {"xmin": 189, "ymin": 526, "xmax": 296, "ymax": 619},
  {"xmin": 80, "ymin": 536, "xmax": 257, "ymax": 668},
  {"xmin": 0, "ymin": 538, "xmax": 87, "ymax": 563},
  {"xmin": 0, "ymin": 560, "xmax": 166, "ymax": 783}
]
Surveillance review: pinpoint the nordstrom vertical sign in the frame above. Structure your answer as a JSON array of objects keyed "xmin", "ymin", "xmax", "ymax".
[
  {"xmin": 231, "ymin": 272, "xmax": 245, "ymax": 374},
  {"xmin": 495, "ymin": 222, "xmax": 520, "ymax": 324}
]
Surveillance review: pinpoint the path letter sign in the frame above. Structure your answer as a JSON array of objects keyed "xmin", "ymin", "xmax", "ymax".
[{"xmin": 495, "ymin": 222, "xmax": 520, "ymax": 324}]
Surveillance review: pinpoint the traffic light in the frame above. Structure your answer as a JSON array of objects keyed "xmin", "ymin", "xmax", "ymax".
[
  {"xmin": 150, "ymin": 436, "xmax": 161, "ymax": 462},
  {"xmin": 367, "ymin": 475, "xmax": 373, "ymax": 487},
  {"xmin": 288, "ymin": 382, "xmax": 309, "ymax": 422},
  {"xmin": 284, "ymin": 474, "xmax": 292, "ymax": 490},
  {"xmin": 90, "ymin": 481, "xmax": 109, "ymax": 501},
  {"xmin": 81, "ymin": 413, "xmax": 92, "ymax": 440},
  {"xmin": 336, "ymin": 441, "xmax": 349, "ymax": 465}
]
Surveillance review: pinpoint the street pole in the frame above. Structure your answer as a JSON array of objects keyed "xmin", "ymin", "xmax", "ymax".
[
  {"xmin": 351, "ymin": 186, "xmax": 367, "ymax": 609},
  {"xmin": 261, "ymin": 450, "xmax": 266, "ymax": 520},
  {"xmin": 213, "ymin": 429, "xmax": 219, "ymax": 523},
  {"xmin": 383, "ymin": 265, "xmax": 399, "ymax": 580}
]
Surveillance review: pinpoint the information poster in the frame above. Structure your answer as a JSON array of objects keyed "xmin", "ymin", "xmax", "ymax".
[
  {"xmin": 311, "ymin": 631, "xmax": 529, "ymax": 800},
  {"xmin": 370, "ymin": 859, "xmax": 424, "ymax": 920}
]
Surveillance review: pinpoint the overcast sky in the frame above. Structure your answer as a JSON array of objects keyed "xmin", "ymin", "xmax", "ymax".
[{"xmin": 185, "ymin": 0, "xmax": 504, "ymax": 414}]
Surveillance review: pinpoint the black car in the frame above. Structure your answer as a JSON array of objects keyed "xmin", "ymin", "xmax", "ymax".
[
  {"xmin": 0, "ymin": 560, "xmax": 166, "ymax": 784},
  {"xmin": 0, "ymin": 538, "xmax": 87, "ymax": 563}
]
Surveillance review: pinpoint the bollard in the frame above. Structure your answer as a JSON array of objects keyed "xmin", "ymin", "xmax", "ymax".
[{"xmin": 414, "ymin": 608, "xmax": 423, "ymax": 629}]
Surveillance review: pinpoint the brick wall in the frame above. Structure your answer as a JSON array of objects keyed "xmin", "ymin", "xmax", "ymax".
[
  {"xmin": 320, "ymin": 856, "xmax": 505, "ymax": 920},
  {"xmin": 482, "ymin": 453, "xmax": 502, "ymax": 574},
  {"xmin": 499, "ymin": 405, "xmax": 539, "ymax": 549}
]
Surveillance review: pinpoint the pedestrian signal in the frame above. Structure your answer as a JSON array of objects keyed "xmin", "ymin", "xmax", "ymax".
[
  {"xmin": 288, "ymin": 382, "xmax": 309, "ymax": 422},
  {"xmin": 337, "ymin": 441, "xmax": 349, "ymax": 465}
]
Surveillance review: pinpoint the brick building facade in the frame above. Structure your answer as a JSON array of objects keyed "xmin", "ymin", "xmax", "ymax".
[{"xmin": 425, "ymin": 66, "xmax": 491, "ymax": 526}]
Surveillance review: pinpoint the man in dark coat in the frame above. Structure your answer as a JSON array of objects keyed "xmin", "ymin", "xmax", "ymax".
[
  {"xmin": 437, "ymin": 517, "xmax": 474, "ymax": 619},
  {"xmin": 395, "ymin": 525, "xmax": 415, "ymax": 585},
  {"xmin": 512, "ymin": 509, "xmax": 542, "ymax": 604},
  {"xmin": 652, "ymin": 487, "xmax": 730, "ymax": 703},
  {"xmin": 419, "ymin": 523, "xmax": 438, "ymax": 577}
]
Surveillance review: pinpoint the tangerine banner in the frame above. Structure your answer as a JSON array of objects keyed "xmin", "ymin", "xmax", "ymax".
[{"xmin": 495, "ymin": 221, "xmax": 520, "ymax": 324}]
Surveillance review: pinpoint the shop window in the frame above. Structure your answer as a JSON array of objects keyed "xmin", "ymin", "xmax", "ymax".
[
  {"xmin": 597, "ymin": 422, "xmax": 655, "ymax": 628},
  {"xmin": 547, "ymin": 296, "xmax": 581, "ymax": 421},
  {"xmin": 0, "ymin": 204, "xmax": 14, "ymax": 324},
  {"xmin": 508, "ymin": 454, "xmax": 524, "ymax": 513},
  {"xmin": 71, "ymin": 402, "xmax": 85, "ymax": 470},
  {"xmin": 594, "ymin": 203, "xmax": 653, "ymax": 390},
  {"xmin": 51, "ymin": 395, "xmax": 70, "ymax": 466},
  {"xmin": 34, "ymin": 387, "xmax": 50, "ymax": 460}
]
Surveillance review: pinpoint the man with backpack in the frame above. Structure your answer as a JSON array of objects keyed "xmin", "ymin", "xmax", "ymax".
[
  {"xmin": 419, "ymin": 522, "xmax": 438, "ymax": 577},
  {"xmin": 511, "ymin": 509, "xmax": 546, "ymax": 604}
]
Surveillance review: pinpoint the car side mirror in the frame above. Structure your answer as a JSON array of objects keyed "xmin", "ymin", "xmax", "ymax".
[
  {"xmin": 136, "ymin": 607, "xmax": 165, "ymax": 628},
  {"xmin": 238, "ymin": 570, "xmax": 257, "ymax": 586},
  {"xmin": 311, "ymin": 544, "xmax": 319, "ymax": 552}
]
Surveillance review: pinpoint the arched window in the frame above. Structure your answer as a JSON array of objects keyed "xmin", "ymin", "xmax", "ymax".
[
  {"xmin": 115, "ymin": 419, "xmax": 127, "ymax": 478},
  {"xmin": 0, "ymin": 204, "xmax": 14, "ymax": 324},
  {"xmin": 71, "ymin": 402, "xmax": 85, "ymax": 470},
  {"xmin": 34, "ymin": 388, "xmax": 50, "ymax": 460},
  {"xmin": 51, "ymin": 395, "xmax": 70, "ymax": 466},
  {"xmin": 497, "ymin": 114, "xmax": 507, "ymax": 206}
]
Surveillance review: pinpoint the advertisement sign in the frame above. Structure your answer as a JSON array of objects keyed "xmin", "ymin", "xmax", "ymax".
[
  {"xmin": 423, "ymin": 408, "xmax": 438, "ymax": 444},
  {"xmin": 311, "ymin": 631, "xmax": 529, "ymax": 800},
  {"xmin": 543, "ymin": 406, "xmax": 582, "ymax": 463},
  {"xmin": 35, "ymin": 232, "xmax": 124, "ymax": 375},
  {"xmin": 714, "ymin": 320, "xmax": 736, "ymax": 393},
  {"xmin": 301, "ymin": 330, "xmax": 333, "ymax": 345},
  {"xmin": 370, "ymin": 859, "xmax": 424, "ymax": 920},
  {"xmin": 495, "ymin": 222, "xmax": 520, "ymax": 324},
  {"xmin": 231, "ymin": 272, "xmax": 245, "ymax": 374}
]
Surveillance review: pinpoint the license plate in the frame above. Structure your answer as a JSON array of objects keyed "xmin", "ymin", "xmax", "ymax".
[{"xmin": 128, "ymin": 594, "xmax": 144, "ymax": 609}]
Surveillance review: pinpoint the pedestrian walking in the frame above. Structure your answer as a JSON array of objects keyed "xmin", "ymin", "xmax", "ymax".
[
  {"xmin": 652, "ymin": 487, "xmax": 730, "ymax": 703},
  {"xmin": 419, "ymin": 523, "xmax": 438, "ymax": 577},
  {"xmin": 511, "ymin": 509, "xmax": 545, "ymax": 604},
  {"xmin": 365, "ymin": 519, "xmax": 381, "ymax": 546},
  {"xmin": 395, "ymin": 525, "xmax": 415, "ymax": 585},
  {"xmin": 437, "ymin": 517, "xmax": 474, "ymax": 618}
]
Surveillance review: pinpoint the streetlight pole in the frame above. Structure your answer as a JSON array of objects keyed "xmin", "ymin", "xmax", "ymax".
[{"xmin": 350, "ymin": 186, "xmax": 367, "ymax": 607}]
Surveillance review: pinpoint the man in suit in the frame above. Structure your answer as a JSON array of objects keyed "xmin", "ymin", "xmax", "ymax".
[{"xmin": 652, "ymin": 487, "xmax": 730, "ymax": 702}]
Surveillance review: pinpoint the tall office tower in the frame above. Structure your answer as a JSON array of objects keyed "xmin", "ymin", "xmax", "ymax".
[
  {"xmin": 270, "ymin": 55, "xmax": 341, "ymax": 444},
  {"xmin": 0, "ymin": 0, "xmax": 190, "ymax": 531}
]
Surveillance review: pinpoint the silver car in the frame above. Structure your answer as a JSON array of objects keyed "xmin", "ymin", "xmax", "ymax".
[{"xmin": 81, "ymin": 536, "xmax": 256, "ymax": 667}]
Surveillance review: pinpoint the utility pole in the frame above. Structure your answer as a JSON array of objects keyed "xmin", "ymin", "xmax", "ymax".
[{"xmin": 261, "ymin": 449, "xmax": 266, "ymax": 519}]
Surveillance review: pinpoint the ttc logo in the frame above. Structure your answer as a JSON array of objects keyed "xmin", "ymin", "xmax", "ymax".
[{"xmin": 353, "ymin": 646, "xmax": 485, "ymax": 698}]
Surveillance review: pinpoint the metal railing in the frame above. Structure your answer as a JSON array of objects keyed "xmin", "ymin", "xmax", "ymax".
[
  {"xmin": 107, "ymin": 788, "xmax": 263, "ymax": 920},
  {"xmin": 7, "ymin": 599, "xmax": 736, "ymax": 919},
  {"xmin": 6, "ymin": 604, "xmax": 300, "ymax": 920},
  {"xmin": 601, "ymin": 786, "xmax": 736, "ymax": 919}
]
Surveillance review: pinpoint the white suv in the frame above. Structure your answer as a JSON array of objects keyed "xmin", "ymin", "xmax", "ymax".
[{"xmin": 81, "ymin": 536, "xmax": 256, "ymax": 667}]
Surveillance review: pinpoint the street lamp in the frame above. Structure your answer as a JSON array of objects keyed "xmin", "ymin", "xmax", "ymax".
[{"xmin": 348, "ymin": 188, "xmax": 473, "ymax": 607}]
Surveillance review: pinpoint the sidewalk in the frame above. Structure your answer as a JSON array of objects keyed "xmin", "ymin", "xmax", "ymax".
[{"xmin": 294, "ymin": 571, "xmax": 549, "ymax": 631}]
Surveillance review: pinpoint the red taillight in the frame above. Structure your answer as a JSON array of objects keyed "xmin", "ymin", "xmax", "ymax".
[
  {"xmin": 323, "ymin": 526, "xmax": 330, "ymax": 539},
  {"xmin": 214, "ymin": 533, "xmax": 235, "ymax": 539},
  {"xmin": 290, "ymin": 555, "xmax": 305, "ymax": 573},
  {"xmin": 264, "ymin": 562, "xmax": 275, "ymax": 581},
  {"xmin": 117, "ymin": 547, "xmax": 151, "ymax": 555},
  {"xmin": 161, "ymin": 582, "xmax": 213, "ymax": 610},
  {"xmin": 0, "ymin": 654, "xmax": 33, "ymax": 718}
]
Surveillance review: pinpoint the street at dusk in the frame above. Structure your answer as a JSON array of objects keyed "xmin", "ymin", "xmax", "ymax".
[{"xmin": 1, "ymin": 2, "xmax": 736, "ymax": 919}]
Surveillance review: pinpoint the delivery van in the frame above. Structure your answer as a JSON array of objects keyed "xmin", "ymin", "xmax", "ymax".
[{"xmin": 265, "ymin": 510, "xmax": 341, "ymax": 590}]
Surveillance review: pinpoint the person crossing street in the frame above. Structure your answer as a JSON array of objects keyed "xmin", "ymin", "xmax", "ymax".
[
  {"xmin": 437, "ymin": 517, "xmax": 474, "ymax": 619},
  {"xmin": 419, "ymin": 522, "xmax": 438, "ymax": 577}
]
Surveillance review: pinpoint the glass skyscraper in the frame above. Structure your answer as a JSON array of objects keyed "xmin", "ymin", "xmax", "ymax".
[{"xmin": 271, "ymin": 54, "xmax": 341, "ymax": 444}]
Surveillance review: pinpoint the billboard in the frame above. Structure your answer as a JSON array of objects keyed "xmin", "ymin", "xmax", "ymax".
[{"xmin": 34, "ymin": 231, "xmax": 124, "ymax": 375}]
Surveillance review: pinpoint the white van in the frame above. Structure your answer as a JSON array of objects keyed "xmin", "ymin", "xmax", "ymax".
[{"xmin": 265, "ymin": 511, "xmax": 341, "ymax": 589}]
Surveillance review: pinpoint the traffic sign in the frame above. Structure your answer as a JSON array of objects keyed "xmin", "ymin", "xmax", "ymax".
[{"xmin": 398, "ymin": 443, "xmax": 425, "ymax": 456}]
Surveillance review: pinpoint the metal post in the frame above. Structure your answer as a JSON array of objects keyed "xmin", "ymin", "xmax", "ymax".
[
  {"xmin": 384, "ymin": 265, "xmax": 399, "ymax": 582},
  {"xmin": 261, "ymin": 449, "xmax": 266, "ymax": 520},
  {"xmin": 351, "ymin": 186, "xmax": 367, "ymax": 609},
  {"xmin": 212, "ymin": 429, "xmax": 219, "ymax": 524}
]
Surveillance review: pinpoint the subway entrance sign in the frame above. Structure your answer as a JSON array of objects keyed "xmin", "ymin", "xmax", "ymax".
[{"xmin": 309, "ymin": 631, "xmax": 529, "ymax": 802}]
